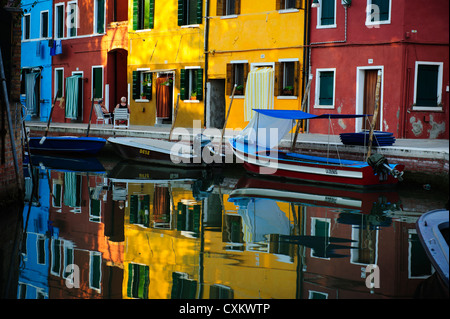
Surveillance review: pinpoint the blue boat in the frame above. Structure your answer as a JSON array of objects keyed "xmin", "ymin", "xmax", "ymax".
[{"xmin": 28, "ymin": 136, "xmax": 106, "ymax": 155}]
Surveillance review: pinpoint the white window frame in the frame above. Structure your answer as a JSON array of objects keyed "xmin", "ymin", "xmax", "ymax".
[
  {"xmin": 310, "ymin": 217, "xmax": 331, "ymax": 260},
  {"xmin": 184, "ymin": 66, "xmax": 201, "ymax": 103},
  {"xmin": 91, "ymin": 65, "xmax": 104, "ymax": 100},
  {"xmin": 54, "ymin": 67, "xmax": 64, "ymax": 98},
  {"xmin": 40, "ymin": 10, "xmax": 50, "ymax": 39},
  {"xmin": 23, "ymin": 13, "xmax": 31, "ymax": 41},
  {"xmin": 316, "ymin": 0, "xmax": 337, "ymax": 29},
  {"xmin": 55, "ymin": 3, "xmax": 65, "ymax": 39},
  {"xmin": 413, "ymin": 61, "xmax": 444, "ymax": 111},
  {"xmin": 93, "ymin": 0, "xmax": 106, "ymax": 34},
  {"xmin": 365, "ymin": 0, "xmax": 391, "ymax": 27},
  {"xmin": 314, "ymin": 68, "xmax": 336, "ymax": 109}
]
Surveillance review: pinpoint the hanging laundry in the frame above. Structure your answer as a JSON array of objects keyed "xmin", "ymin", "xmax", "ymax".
[{"xmin": 50, "ymin": 39, "xmax": 62, "ymax": 56}]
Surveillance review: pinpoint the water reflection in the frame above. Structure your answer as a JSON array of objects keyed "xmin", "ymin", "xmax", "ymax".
[{"xmin": 16, "ymin": 154, "xmax": 447, "ymax": 299}]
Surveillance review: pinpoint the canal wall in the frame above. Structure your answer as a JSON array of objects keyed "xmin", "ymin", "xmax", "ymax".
[{"xmin": 25, "ymin": 122, "xmax": 449, "ymax": 190}]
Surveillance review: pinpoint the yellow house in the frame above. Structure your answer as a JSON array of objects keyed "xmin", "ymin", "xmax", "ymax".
[
  {"xmin": 128, "ymin": 0, "xmax": 207, "ymax": 127},
  {"xmin": 207, "ymin": 0, "xmax": 308, "ymax": 130}
]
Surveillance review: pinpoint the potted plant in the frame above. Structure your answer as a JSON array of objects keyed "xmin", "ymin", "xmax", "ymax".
[
  {"xmin": 235, "ymin": 84, "xmax": 244, "ymax": 95},
  {"xmin": 140, "ymin": 92, "xmax": 147, "ymax": 100},
  {"xmin": 142, "ymin": 79, "xmax": 151, "ymax": 87},
  {"xmin": 161, "ymin": 78, "xmax": 173, "ymax": 86},
  {"xmin": 282, "ymin": 86, "xmax": 294, "ymax": 96},
  {"xmin": 190, "ymin": 91, "xmax": 197, "ymax": 100}
]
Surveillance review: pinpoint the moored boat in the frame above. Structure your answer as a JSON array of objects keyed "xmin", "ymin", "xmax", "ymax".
[
  {"xmin": 28, "ymin": 136, "xmax": 106, "ymax": 155},
  {"xmin": 229, "ymin": 109, "xmax": 405, "ymax": 188}
]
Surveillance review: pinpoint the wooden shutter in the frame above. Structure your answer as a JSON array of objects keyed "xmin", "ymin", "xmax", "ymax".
[
  {"xmin": 144, "ymin": 0, "xmax": 150, "ymax": 29},
  {"xmin": 149, "ymin": 0, "xmax": 155, "ymax": 28},
  {"xmin": 217, "ymin": 0, "xmax": 224, "ymax": 16},
  {"xmin": 196, "ymin": 0, "xmax": 203, "ymax": 24},
  {"xmin": 143, "ymin": 73, "xmax": 152, "ymax": 100},
  {"xmin": 234, "ymin": 0, "xmax": 241, "ymax": 14},
  {"xmin": 274, "ymin": 62, "xmax": 281, "ymax": 96},
  {"xmin": 226, "ymin": 63, "xmax": 233, "ymax": 96},
  {"xmin": 321, "ymin": 0, "xmax": 335, "ymax": 25},
  {"xmin": 276, "ymin": 0, "xmax": 282, "ymax": 11},
  {"xmin": 132, "ymin": 71, "xmax": 140, "ymax": 100},
  {"xmin": 243, "ymin": 63, "xmax": 249, "ymax": 92},
  {"xmin": 97, "ymin": 0, "xmax": 105, "ymax": 33},
  {"xmin": 319, "ymin": 71, "xmax": 334, "ymax": 105},
  {"xmin": 178, "ymin": 0, "xmax": 185, "ymax": 26},
  {"xmin": 294, "ymin": 61, "xmax": 300, "ymax": 96},
  {"xmin": 132, "ymin": 0, "xmax": 139, "ymax": 30},
  {"xmin": 180, "ymin": 69, "xmax": 187, "ymax": 100},
  {"xmin": 196, "ymin": 69, "xmax": 203, "ymax": 101},
  {"xmin": 417, "ymin": 65, "xmax": 439, "ymax": 106}
]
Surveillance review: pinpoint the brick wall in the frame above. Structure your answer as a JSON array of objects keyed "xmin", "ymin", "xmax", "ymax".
[{"xmin": 0, "ymin": 5, "xmax": 24, "ymax": 203}]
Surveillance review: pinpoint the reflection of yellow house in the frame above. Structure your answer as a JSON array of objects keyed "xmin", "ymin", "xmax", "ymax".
[
  {"xmin": 122, "ymin": 181, "xmax": 203, "ymax": 299},
  {"xmin": 127, "ymin": 0, "xmax": 206, "ymax": 127},
  {"xmin": 207, "ymin": 0, "xmax": 307, "ymax": 130}
]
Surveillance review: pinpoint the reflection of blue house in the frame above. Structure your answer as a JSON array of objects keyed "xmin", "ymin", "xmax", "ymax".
[
  {"xmin": 21, "ymin": 0, "xmax": 53, "ymax": 122},
  {"xmin": 18, "ymin": 167, "xmax": 59, "ymax": 299}
]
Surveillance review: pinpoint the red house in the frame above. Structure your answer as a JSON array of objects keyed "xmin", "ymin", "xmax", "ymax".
[
  {"xmin": 308, "ymin": 0, "xmax": 449, "ymax": 139},
  {"xmin": 51, "ymin": 0, "xmax": 128, "ymax": 124}
]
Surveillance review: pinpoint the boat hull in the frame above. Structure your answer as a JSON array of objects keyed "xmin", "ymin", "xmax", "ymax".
[
  {"xmin": 230, "ymin": 139, "xmax": 404, "ymax": 188},
  {"xmin": 416, "ymin": 209, "xmax": 449, "ymax": 288},
  {"xmin": 28, "ymin": 136, "xmax": 106, "ymax": 155},
  {"xmin": 107, "ymin": 137, "xmax": 209, "ymax": 168}
]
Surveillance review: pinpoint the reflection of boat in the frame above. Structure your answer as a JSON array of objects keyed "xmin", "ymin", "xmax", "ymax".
[
  {"xmin": 107, "ymin": 134, "xmax": 221, "ymax": 167},
  {"xmin": 28, "ymin": 136, "xmax": 106, "ymax": 155},
  {"xmin": 229, "ymin": 109, "xmax": 404, "ymax": 187},
  {"xmin": 25, "ymin": 153, "xmax": 105, "ymax": 172},
  {"xmin": 416, "ymin": 209, "xmax": 449, "ymax": 289},
  {"xmin": 230, "ymin": 175, "xmax": 401, "ymax": 214}
]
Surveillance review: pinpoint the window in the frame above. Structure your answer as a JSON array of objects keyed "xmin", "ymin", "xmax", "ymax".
[
  {"xmin": 129, "ymin": 194, "xmax": 150, "ymax": 227},
  {"xmin": 317, "ymin": 0, "xmax": 336, "ymax": 27},
  {"xmin": 217, "ymin": 0, "xmax": 240, "ymax": 16},
  {"xmin": 413, "ymin": 62, "xmax": 443, "ymax": 110},
  {"xmin": 276, "ymin": 60, "xmax": 300, "ymax": 97},
  {"xmin": 23, "ymin": 14, "xmax": 30, "ymax": 40},
  {"xmin": 315, "ymin": 69, "xmax": 335, "ymax": 108},
  {"xmin": 366, "ymin": 0, "xmax": 391, "ymax": 25},
  {"xmin": 89, "ymin": 252, "xmax": 102, "ymax": 291},
  {"xmin": 40, "ymin": 11, "xmax": 49, "ymax": 38},
  {"xmin": 94, "ymin": 0, "xmax": 105, "ymax": 34},
  {"xmin": 92, "ymin": 66, "xmax": 104, "ymax": 100},
  {"xmin": 132, "ymin": 70, "xmax": 152, "ymax": 100},
  {"xmin": 277, "ymin": 0, "xmax": 301, "ymax": 11},
  {"xmin": 311, "ymin": 218, "xmax": 331, "ymax": 258},
  {"xmin": 51, "ymin": 239, "xmax": 61, "ymax": 275},
  {"xmin": 226, "ymin": 62, "xmax": 249, "ymax": 96},
  {"xmin": 127, "ymin": 263, "xmax": 149, "ymax": 299},
  {"xmin": 132, "ymin": 0, "xmax": 155, "ymax": 30},
  {"xmin": 55, "ymin": 4, "xmax": 65, "ymax": 39},
  {"xmin": 178, "ymin": 0, "xmax": 203, "ymax": 25},
  {"xmin": 55, "ymin": 68, "xmax": 64, "ymax": 98},
  {"xmin": 67, "ymin": 1, "xmax": 78, "ymax": 37},
  {"xmin": 180, "ymin": 68, "xmax": 203, "ymax": 101}
]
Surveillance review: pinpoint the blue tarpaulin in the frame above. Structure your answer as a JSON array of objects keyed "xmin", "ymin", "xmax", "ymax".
[{"xmin": 253, "ymin": 109, "xmax": 370, "ymax": 120}]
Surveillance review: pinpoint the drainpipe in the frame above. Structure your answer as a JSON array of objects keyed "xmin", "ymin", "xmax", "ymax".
[{"xmin": 203, "ymin": 0, "xmax": 210, "ymax": 127}]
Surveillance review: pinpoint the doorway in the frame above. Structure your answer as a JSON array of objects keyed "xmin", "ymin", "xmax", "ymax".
[
  {"xmin": 155, "ymin": 72, "xmax": 174, "ymax": 125},
  {"xmin": 207, "ymin": 79, "xmax": 226, "ymax": 129},
  {"xmin": 356, "ymin": 67, "xmax": 383, "ymax": 131},
  {"xmin": 107, "ymin": 49, "xmax": 128, "ymax": 111}
]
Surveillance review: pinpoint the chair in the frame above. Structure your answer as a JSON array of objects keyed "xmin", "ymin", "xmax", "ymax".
[
  {"xmin": 113, "ymin": 108, "xmax": 130, "ymax": 129},
  {"xmin": 94, "ymin": 103, "xmax": 111, "ymax": 125}
]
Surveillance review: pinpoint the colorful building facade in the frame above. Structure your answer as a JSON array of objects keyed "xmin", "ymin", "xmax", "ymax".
[
  {"xmin": 207, "ymin": 0, "xmax": 308, "ymax": 130},
  {"xmin": 50, "ymin": 0, "xmax": 128, "ymax": 123},
  {"xmin": 127, "ymin": 0, "xmax": 207, "ymax": 128},
  {"xmin": 308, "ymin": 0, "xmax": 449, "ymax": 139}
]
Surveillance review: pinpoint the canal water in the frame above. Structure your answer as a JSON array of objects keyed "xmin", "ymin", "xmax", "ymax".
[{"xmin": 10, "ymin": 153, "xmax": 448, "ymax": 299}]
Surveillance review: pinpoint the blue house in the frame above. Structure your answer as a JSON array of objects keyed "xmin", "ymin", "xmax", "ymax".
[{"xmin": 21, "ymin": 0, "xmax": 53, "ymax": 122}]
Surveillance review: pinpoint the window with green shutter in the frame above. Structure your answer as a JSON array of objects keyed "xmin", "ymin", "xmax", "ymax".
[
  {"xmin": 318, "ymin": 70, "xmax": 334, "ymax": 106},
  {"xmin": 133, "ymin": 0, "xmax": 155, "ymax": 30},
  {"xmin": 127, "ymin": 263, "xmax": 150, "ymax": 299},
  {"xmin": 416, "ymin": 64, "xmax": 439, "ymax": 107},
  {"xmin": 320, "ymin": 0, "xmax": 335, "ymax": 26},
  {"xmin": 180, "ymin": 68, "xmax": 203, "ymax": 101},
  {"xmin": 178, "ymin": 0, "xmax": 203, "ymax": 26},
  {"xmin": 132, "ymin": 71, "xmax": 152, "ymax": 100},
  {"xmin": 92, "ymin": 66, "xmax": 103, "ymax": 99},
  {"xmin": 95, "ymin": 0, "xmax": 105, "ymax": 34}
]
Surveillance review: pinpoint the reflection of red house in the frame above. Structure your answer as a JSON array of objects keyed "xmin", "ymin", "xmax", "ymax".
[
  {"xmin": 301, "ymin": 205, "xmax": 430, "ymax": 299},
  {"xmin": 308, "ymin": 0, "xmax": 449, "ymax": 139},
  {"xmin": 51, "ymin": 0, "xmax": 128, "ymax": 124},
  {"xmin": 48, "ymin": 171, "xmax": 124, "ymax": 299}
]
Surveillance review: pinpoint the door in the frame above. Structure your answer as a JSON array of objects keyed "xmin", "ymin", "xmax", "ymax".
[
  {"xmin": 156, "ymin": 73, "xmax": 174, "ymax": 124},
  {"xmin": 363, "ymin": 69, "xmax": 381, "ymax": 130}
]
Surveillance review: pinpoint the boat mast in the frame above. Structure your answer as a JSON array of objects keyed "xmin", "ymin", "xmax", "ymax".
[
  {"xmin": 366, "ymin": 70, "xmax": 382, "ymax": 160},
  {"xmin": 290, "ymin": 76, "xmax": 313, "ymax": 152}
]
